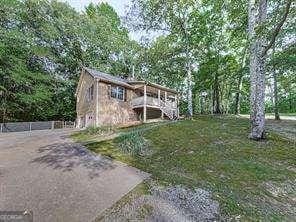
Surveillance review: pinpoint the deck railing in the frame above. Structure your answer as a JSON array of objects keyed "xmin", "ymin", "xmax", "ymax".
[{"xmin": 131, "ymin": 96, "xmax": 177, "ymax": 109}]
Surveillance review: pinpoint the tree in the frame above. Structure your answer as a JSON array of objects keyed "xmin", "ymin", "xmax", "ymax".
[
  {"xmin": 127, "ymin": 0, "xmax": 200, "ymax": 117},
  {"xmin": 0, "ymin": 0, "xmax": 140, "ymax": 122},
  {"xmin": 248, "ymin": 0, "xmax": 292, "ymax": 139}
]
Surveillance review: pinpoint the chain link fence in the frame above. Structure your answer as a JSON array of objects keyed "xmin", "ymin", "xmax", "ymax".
[{"xmin": 0, "ymin": 121, "xmax": 75, "ymax": 133}]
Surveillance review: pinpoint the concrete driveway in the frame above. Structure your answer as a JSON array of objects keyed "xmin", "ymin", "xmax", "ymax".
[{"xmin": 0, "ymin": 129, "xmax": 149, "ymax": 222}]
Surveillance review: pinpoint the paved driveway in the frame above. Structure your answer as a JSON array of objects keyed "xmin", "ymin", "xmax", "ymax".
[{"xmin": 0, "ymin": 129, "xmax": 149, "ymax": 222}]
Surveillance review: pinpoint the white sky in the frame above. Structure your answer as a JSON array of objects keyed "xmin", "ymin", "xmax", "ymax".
[
  {"xmin": 62, "ymin": 0, "xmax": 131, "ymax": 16},
  {"xmin": 62, "ymin": 0, "xmax": 144, "ymax": 41},
  {"xmin": 62, "ymin": 0, "xmax": 162, "ymax": 42}
]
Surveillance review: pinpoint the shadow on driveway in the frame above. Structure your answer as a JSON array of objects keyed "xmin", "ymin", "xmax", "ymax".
[{"xmin": 31, "ymin": 142, "xmax": 116, "ymax": 179}]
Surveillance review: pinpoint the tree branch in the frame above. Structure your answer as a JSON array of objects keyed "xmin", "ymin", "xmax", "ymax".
[{"xmin": 262, "ymin": 0, "xmax": 292, "ymax": 56}]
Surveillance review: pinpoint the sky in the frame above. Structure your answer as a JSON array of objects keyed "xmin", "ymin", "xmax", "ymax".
[
  {"xmin": 63, "ymin": 0, "xmax": 131, "ymax": 16},
  {"xmin": 62, "ymin": 0, "xmax": 142, "ymax": 40},
  {"xmin": 63, "ymin": 0, "xmax": 160, "ymax": 42}
]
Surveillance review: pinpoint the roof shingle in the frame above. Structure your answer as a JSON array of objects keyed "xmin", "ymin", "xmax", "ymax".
[{"xmin": 84, "ymin": 67, "xmax": 132, "ymax": 88}]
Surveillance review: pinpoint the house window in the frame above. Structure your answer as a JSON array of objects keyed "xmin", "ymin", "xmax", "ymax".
[
  {"xmin": 110, "ymin": 85, "xmax": 125, "ymax": 101},
  {"xmin": 117, "ymin": 87, "xmax": 124, "ymax": 100},
  {"xmin": 86, "ymin": 85, "xmax": 94, "ymax": 101}
]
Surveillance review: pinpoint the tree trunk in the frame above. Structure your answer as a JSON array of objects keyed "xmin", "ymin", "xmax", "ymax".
[
  {"xmin": 187, "ymin": 62, "xmax": 193, "ymax": 117},
  {"xmin": 248, "ymin": 0, "xmax": 267, "ymax": 140},
  {"xmin": 272, "ymin": 45, "xmax": 280, "ymax": 120},
  {"xmin": 234, "ymin": 74, "xmax": 243, "ymax": 115},
  {"xmin": 226, "ymin": 85, "xmax": 232, "ymax": 114},
  {"xmin": 182, "ymin": 16, "xmax": 193, "ymax": 118},
  {"xmin": 273, "ymin": 71, "xmax": 280, "ymax": 120},
  {"xmin": 234, "ymin": 47, "xmax": 247, "ymax": 115},
  {"xmin": 213, "ymin": 74, "xmax": 221, "ymax": 114}
]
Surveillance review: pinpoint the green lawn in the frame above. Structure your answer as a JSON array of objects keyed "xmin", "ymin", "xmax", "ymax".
[{"xmin": 73, "ymin": 116, "xmax": 296, "ymax": 221}]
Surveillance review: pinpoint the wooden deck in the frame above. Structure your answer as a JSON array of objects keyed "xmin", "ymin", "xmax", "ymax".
[{"xmin": 130, "ymin": 85, "xmax": 179, "ymax": 121}]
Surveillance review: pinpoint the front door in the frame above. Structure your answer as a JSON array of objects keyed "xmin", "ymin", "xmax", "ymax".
[
  {"xmin": 85, "ymin": 112, "xmax": 94, "ymax": 127},
  {"xmin": 80, "ymin": 116, "xmax": 85, "ymax": 128}
]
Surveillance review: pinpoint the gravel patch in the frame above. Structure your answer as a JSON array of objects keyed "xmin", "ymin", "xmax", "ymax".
[
  {"xmin": 148, "ymin": 186, "xmax": 220, "ymax": 222},
  {"xmin": 261, "ymin": 180, "xmax": 296, "ymax": 217},
  {"xmin": 265, "ymin": 120, "xmax": 296, "ymax": 142},
  {"xmin": 263, "ymin": 180, "xmax": 296, "ymax": 198},
  {"xmin": 99, "ymin": 185, "xmax": 220, "ymax": 222}
]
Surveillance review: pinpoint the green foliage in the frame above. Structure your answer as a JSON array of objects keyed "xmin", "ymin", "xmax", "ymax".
[
  {"xmin": 128, "ymin": 0, "xmax": 295, "ymax": 116},
  {"xmin": 116, "ymin": 130, "xmax": 150, "ymax": 156},
  {"xmin": 0, "ymin": 0, "xmax": 141, "ymax": 122},
  {"xmin": 1, "ymin": 0, "xmax": 294, "ymax": 122},
  {"xmin": 85, "ymin": 125, "xmax": 114, "ymax": 135}
]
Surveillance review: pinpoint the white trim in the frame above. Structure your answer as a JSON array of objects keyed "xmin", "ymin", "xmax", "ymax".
[
  {"xmin": 95, "ymin": 79, "xmax": 99, "ymax": 126},
  {"xmin": 110, "ymin": 85, "xmax": 125, "ymax": 101},
  {"xmin": 143, "ymin": 84, "xmax": 147, "ymax": 122}
]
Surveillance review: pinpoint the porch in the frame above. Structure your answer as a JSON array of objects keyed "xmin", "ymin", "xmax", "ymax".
[{"xmin": 130, "ymin": 83, "xmax": 179, "ymax": 122}]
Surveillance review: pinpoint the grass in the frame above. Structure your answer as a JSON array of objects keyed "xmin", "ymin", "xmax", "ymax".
[
  {"xmin": 71, "ymin": 121, "xmax": 167, "ymax": 143},
  {"xmin": 95, "ymin": 183, "xmax": 151, "ymax": 221},
  {"xmin": 73, "ymin": 116, "xmax": 296, "ymax": 221}
]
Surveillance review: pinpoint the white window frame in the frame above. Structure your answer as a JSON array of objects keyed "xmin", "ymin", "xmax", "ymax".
[
  {"xmin": 110, "ymin": 85, "xmax": 125, "ymax": 101},
  {"xmin": 86, "ymin": 85, "xmax": 94, "ymax": 102}
]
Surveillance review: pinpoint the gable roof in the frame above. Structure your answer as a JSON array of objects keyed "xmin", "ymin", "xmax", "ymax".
[
  {"xmin": 84, "ymin": 67, "xmax": 133, "ymax": 88},
  {"xmin": 80, "ymin": 67, "xmax": 177, "ymax": 94},
  {"xmin": 128, "ymin": 81, "xmax": 177, "ymax": 94}
]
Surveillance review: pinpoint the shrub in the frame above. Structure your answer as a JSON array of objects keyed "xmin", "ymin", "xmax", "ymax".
[
  {"xmin": 117, "ymin": 130, "xmax": 150, "ymax": 156},
  {"xmin": 85, "ymin": 125, "xmax": 114, "ymax": 135}
]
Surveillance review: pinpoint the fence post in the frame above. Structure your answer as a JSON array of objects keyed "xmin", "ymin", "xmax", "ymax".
[
  {"xmin": 0, "ymin": 123, "xmax": 2, "ymax": 133},
  {"xmin": 51, "ymin": 121, "xmax": 54, "ymax": 130},
  {"xmin": 29, "ymin": 122, "xmax": 32, "ymax": 132}
]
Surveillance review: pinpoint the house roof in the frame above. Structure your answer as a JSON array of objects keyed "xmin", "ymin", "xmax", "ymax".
[
  {"xmin": 128, "ymin": 81, "xmax": 178, "ymax": 94},
  {"xmin": 82, "ymin": 67, "xmax": 177, "ymax": 94},
  {"xmin": 84, "ymin": 67, "xmax": 133, "ymax": 88}
]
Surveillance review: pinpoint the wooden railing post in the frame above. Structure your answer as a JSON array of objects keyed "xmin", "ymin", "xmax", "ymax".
[
  {"xmin": 158, "ymin": 89, "xmax": 161, "ymax": 106},
  {"xmin": 177, "ymin": 95, "xmax": 180, "ymax": 119},
  {"xmin": 143, "ymin": 85, "xmax": 147, "ymax": 122}
]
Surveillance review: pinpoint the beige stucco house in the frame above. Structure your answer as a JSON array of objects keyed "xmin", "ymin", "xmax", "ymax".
[{"xmin": 75, "ymin": 67, "xmax": 179, "ymax": 128}]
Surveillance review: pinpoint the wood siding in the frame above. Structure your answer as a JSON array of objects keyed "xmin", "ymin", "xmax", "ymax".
[
  {"xmin": 97, "ymin": 82, "xmax": 138, "ymax": 125},
  {"xmin": 76, "ymin": 71, "xmax": 96, "ymax": 126}
]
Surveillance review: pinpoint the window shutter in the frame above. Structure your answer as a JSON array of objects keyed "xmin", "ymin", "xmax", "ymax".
[
  {"xmin": 124, "ymin": 88, "xmax": 127, "ymax": 101},
  {"xmin": 108, "ymin": 85, "xmax": 111, "ymax": 99}
]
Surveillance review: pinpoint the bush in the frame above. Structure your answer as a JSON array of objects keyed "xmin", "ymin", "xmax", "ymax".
[
  {"xmin": 85, "ymin": 125, "xmax": 114, "ymax": 135},
  {"xmin": 117, "ymin": 130, "xmax": 150, "ymax": 156}
]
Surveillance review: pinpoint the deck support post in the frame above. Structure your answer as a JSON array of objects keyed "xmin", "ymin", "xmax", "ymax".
[
  {"xmin": 163, "ymin": 91, "xmax": 167, "ymax": 119},
  {"xmin": 158, "ymin": 89, "xmax": 163, "ymax": 119},
  {"xmin": 158, "ymin": 89, "xmax": 161, "ymax": 105},
  {"xmin": 176, "ymin": 95, "xmax": 179, "ymax": 119},
  {"xmin": 143, "ymin": 84, "xmax": 147, "ymax": 123},
  {"xmin": 95, "ymin": 78, "xmax": 99, "ymax": 127}
]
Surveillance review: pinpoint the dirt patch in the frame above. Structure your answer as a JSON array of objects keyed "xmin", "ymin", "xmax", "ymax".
[
  {"xmin": 265, "ymin": 119, "xmax": 296, "ymax": 141},
  {"xmin": 99, "ymin": 185, "xmax": 220, "ymax": 222},
  {"xmin": 261, "ymin": 180, "xmax": 296, "ymax": 217}
]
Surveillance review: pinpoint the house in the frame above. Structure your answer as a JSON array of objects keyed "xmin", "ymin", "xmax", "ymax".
[{"xmin": 75, "ymin": 67, "xmax": 179, "ymax": 128}]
